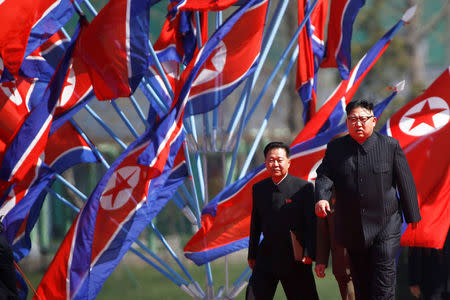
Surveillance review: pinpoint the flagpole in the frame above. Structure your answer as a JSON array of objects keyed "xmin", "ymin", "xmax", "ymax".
[
  {"xmin": 172, "ymin": 192, "xmax": 198, "ymax": 225},
  {"xmin": 111, "ymin": 100, "xmax": 139, "ymax": 138},
  {"xmin": 212, "ymin": 11, "xmax": 223, "ymax": 152},
  {"xmin": 224, "ymin": 0, "xmax": 291, "ymax": 184},
  {"xmin": 83, "ymin": 104, "xmax": 128, "ymax": 149},
  {"xmin": 224, "ymin": 0, "xmax": 290, "ymax": 148},
  {"xmin": 128, "ymin": 92, "xmax": 149, "ymax": 128},
  {"xmin": 227, "ymin": 267, "xmax": 252, "ymax": 298},
  {"xmin": 225, "ymin": 81, "xmax": 252, "ymax": 185},
  {"xmin": 54, "ymin": 173, "xmax": 88, "ymax": 201},
  {"xmin": 179, "ymin": 184, "xmax": 198, "ymax": 217},
  {"xmin": 240, "ymin": 45, "xmax": 299, "ymax": 178},
  {"xmin": 45, "ymin": 186, "xmax": 79, "ymax": 212},
  {"xmin": 149, "ymin": 222, "xmax": 206, "ymax": 298},
  {"xmin": 69, "ymin": 119, "xmax": 111, "ymax": 168},
  {"xmin": 226, "ymin": 0, "xmax": 318, "ymax": 184},
  {"xmin": 242, "ymin": 0, "xmax": 319, "ymax": 130}
]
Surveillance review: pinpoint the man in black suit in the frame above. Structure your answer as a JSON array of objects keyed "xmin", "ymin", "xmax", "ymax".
[
  {"xmin": 246, "ymin": 142, "xmax": 318, "ymax": 300},
  {"xmin": 0, "ymin": 220, "xmax": 18, "ymax": 299},
  {"xmin": 315, "ymin": 99, "xmax": 421, "ymax": 299}
]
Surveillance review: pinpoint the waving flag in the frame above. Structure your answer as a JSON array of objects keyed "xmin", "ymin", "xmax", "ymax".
[
  {"xmin": 75, "ymin": 0, "xmax": 152, "ymax": 100},
  {"xmin": 183, "ymin": 0, "xmax": 268, "ymax": 116},
  {"xmin": 320, "ymin": 0, "xmax": 366, "ymax": 79},
  {"xmin": 0, "ymin": 21, "xmax": 81, "ymax": 187},
  {"xmin": 296, "ymin": 0, "xmax": 329, "ymax": 123},
  {"xmin": 35, "ymin": 127, "xmax": 185, "ymax": 300},
  {"xmin": 309, "ymin": 0, "xmax": 328, "ymax": 64},
  {"xmin": 291, "ymin": 6, "xmax": 416, "ymax": 146},
  {"xmin": 140, "ymin": 0, "xmax": 269, "ymax": 169},
  {"xmin": 2, "ymin": 122, "xmax": 98, "ymax": 259},
  {"xmin": 0, "ymin": 78, "xmax": 35, "ymax": 147},
  {"xmin": 19, "ymin": 29, "xmax": 71, "ymax": 83},
  {"xmin": 0, "ymin": 0, "xmax": 77, "ymax": 77},
  {"xmin": 184, "ymin": 95, "xmax": 396, "ymax": 265},
  {"xmin": 153, "ymin": 1, "xmax": 208, "ymax": 67},
  {"xmin": 381, "ymin": 67, "xmax": 450, "ymax": 249}
]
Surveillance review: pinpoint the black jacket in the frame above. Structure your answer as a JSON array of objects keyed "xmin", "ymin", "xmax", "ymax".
[
  {"xmin": 248, "ymin": 174, "xmax": 316, "ymax": 276},
  {"xmin": 315, "ymin": 132, "xmax": 421, "ymax": 249}
]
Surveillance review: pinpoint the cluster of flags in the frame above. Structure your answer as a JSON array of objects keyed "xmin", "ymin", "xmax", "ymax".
[
  {"xmin": 184, "ymin": 3, "xmax": 449, "ymax": 266},
  {"xmin": 0, "ymin": 0, "xmax": 448, "ymax": 299}
]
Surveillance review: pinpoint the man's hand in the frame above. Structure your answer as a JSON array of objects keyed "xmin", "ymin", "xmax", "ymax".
[
  {"xmin": 314, "ymin": 264, "xmax": 326, "ymax": 278},
  {"xmin": 409, "ymin": 285, "xmax": 421, "ymax": 298},
  {"xmin": 248, "ymin": 259, "xmax": 255, "ymax": 270},
  {"xmin": 301, "ymin": 256, "xmax": 312, "ymax": 264},
  {"xmin": 315, "ymin": 200, "xmax": 330, "ymax": 218}
]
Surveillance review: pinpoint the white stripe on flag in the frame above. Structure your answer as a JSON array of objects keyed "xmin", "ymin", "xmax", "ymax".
[{"xmin": 9, "ymin": 114, "xmax": 53, "ymax": 181}]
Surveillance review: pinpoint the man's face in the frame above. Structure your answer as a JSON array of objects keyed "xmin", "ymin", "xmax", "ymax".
[
  {"xmin": 346, "ymin": 106, "xmax": 377, "ymax": 143},
  {"xmin": 265, "ymin": 147, "xmax": 290, "ymax": 181}
]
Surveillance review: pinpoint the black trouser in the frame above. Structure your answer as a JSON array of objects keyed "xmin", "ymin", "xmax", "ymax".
[
  {"xmin": 0, "ymin": 234, "xmax": 18, "ymax": 299},
  {"xmin": 347, "ymin": 212, "xmax": 402, "ymax": 300},
  {"xmin": 245, "ymin": 263, "xmax": 319, "ymax": 300}
]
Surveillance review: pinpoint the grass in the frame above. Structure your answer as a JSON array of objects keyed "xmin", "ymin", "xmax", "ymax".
[
  {"xmin": 24, "ymin": 248, "xmax": 417, "ymax": 299},
  {"xmin": 25, "ymin": 255, "xmax": 340, "ymax": 299}
]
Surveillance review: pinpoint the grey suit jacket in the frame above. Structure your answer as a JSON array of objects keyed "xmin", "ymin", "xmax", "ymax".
[{"xmin": 315, "ymin": 132, "xmax": 421, "ymax": 249}]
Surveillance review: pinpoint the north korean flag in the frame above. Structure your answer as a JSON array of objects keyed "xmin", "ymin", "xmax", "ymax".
[
  {"xmin": 0, "ymin": 20, "xmax": 81, "ymax": 187},
  {"xmin": 153, "ymin": 1, "xmax": 208, "ymax": 67},
  {"xmin": 2, "ymin": 122, "xmax": 98, "ymax": 254},
  {"xmin": 34, "ymin": 127, "xmax": 185, "ymax": 300},
  {"xmin": 183, "ymin": 0, "xmax": 268, "ymax": 116},
  {"xmin": 0, "ymin": 0, "xmax": 78, "ymax": 77},
  {"xmin": 19, "ymin": 29, "xmax": 70, "ymax": 83},
  {"xmin": 320, "ymin": 0, "xmax": 366, "ymax": 80},
  {"xmin": 75, "ymin": 0, "xmax": 152, "ymax": 100},
  {"xmin": 382, "ymin": 67, "xmax": 450, "ymax": 249},
  {"xmin": 291, "ymin": 6, "xmax": 415, "ymax": 146},
  {"xmin": 296, "ymin": 0, "xmax": 328, "ymax": 123}
]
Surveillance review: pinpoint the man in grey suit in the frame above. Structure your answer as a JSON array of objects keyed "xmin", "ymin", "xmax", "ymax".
[
  {"xmin": 315, "ymin": 99, "xmax": 421, "ymax": 299},
  {"xmin": 246, "ymin": 142, "xmax": 318, "ymax": 300}
]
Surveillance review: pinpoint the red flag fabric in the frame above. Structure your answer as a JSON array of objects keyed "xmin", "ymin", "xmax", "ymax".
[
  {"xmin": 296, "ymin": 0, "xmax": 317, "ymax": 122},
  {"xmin": 75, "ymin": 0, "xmax": 151, "ymax": 100},
  {"xmin": 385, "ymin": 67, "xmax": 450, "ymax": 249},
  {"xmin": 320, "ymin": 0, "xmax": 366, "ymax": 79},
  {"xmin": 0, "ymin": 0, "xmax": 75, "ymax": 76}
]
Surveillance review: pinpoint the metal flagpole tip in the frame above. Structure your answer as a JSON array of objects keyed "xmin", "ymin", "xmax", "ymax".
[
  {"xmin": 402, "ymin": 5, "xmax": 417, "ymax": 22},
  {"xmin": 395, "ymin": 80, "xmax": 406, "ymax": 92}
]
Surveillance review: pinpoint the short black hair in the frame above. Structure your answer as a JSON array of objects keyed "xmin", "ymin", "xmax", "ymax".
[
  {"xmin": 345, "ymin": 99, "xmax": 374, "ymax": 115},
  {"xmin": 263, "ymin": 142, "xmax": 290, "ymax": 158}
]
